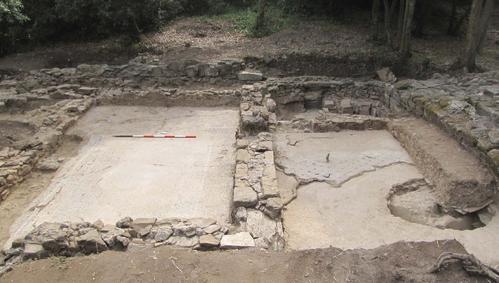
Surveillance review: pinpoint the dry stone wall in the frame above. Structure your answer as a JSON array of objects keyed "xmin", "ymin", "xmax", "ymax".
[
  {"xmin": 385, "ymin": 71, "xmax": 499, "ymax": 177},
  {"xmin": 0, "ymin": 99, "xmax": 93, "ymax": 202}
]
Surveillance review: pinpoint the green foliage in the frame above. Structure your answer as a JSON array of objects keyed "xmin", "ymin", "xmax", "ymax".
[
  {"xmin": 0, "ymin": 0, "xmax": 27, "ymax": 23},
  {"xmin": 200, "ymin": 5, "xmax": 294, "ymax": 37},
  {"xmin": 276, "ymin": 0, "xmax": 370, "ymax": 17},
  {"xmin": 0, "ymin": 0, "xmax": 28, "ymax": 55},
  {"xmin": 21, "ymin": 0, "xmax": 187, "ymax": 41},
  {"xmin": 3, "ymin": 0, "xmax": 240, "ymax": 48}
]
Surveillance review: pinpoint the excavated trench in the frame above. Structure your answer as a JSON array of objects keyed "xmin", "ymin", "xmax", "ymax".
[
  {"xmin": 1, "ymin": 69, "xmax": 499, "ymax": 272},
  {"xmin": 272, "ymin": 98, "xmax": 499, "ymax": 266}
]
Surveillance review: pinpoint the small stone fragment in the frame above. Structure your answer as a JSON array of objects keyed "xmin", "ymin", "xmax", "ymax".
[
  {"xmin": 138, "ymin": 225, "xmax": 152, "ymax": 238},
  {"xmin": 36, "ymin": 159, "xmax": 60, "ymax": 171},
  {"xmin": 234, "ymin": 207, "xmax": 248, "ymax": 223},
  {"xmin": 116, "ymin": 217, "xmax": 133, "ymax": 228},
  {"xmin": 131, "ymin": 218, "xmax": 157, "ymax": 230},
  {"xmin": 376, "ymin": 67, "xmax": 397, "ymax": 83},
  {"xmin": 189, "ymin": 218, "xmax": 217, "ymax": 229},
  {"xmin": 264, "ymin": 197, "xmax": 284, "ymax": 219},
  {"xmin": 93, "ymin": 219, "xmax": 104, "ymax": 230},
  {"xmin": 266, "ymin": 98, "xmax": 277, "ymax": 112},
  {"xmin": 199, "ymin": 234, "xmax": 220, "ymax": 248},
  {"xmin": 203, "ymin": 224, "xmax": 221, "ymax": 234},
  {"xmin": 154, "ymin": 227, "xmax": 173, "ymax": 242}
]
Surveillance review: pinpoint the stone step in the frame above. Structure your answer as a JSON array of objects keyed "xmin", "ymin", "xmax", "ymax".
[{"xmin": 389, "ymin": 118, "xmax": 496, "ymax": 214}]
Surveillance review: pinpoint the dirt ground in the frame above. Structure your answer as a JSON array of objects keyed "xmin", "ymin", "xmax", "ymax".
[
  {"xmin": 0, "ymin": 10, "xmax": 497, "ymax": 74},
  {"xmin": 1, "ymin": 240, "xmax": 487, "ymax": 283}
]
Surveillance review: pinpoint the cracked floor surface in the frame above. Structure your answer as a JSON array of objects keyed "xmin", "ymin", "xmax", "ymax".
[
  {"xmin": 274, "ymin": 131, "xmax": 414, "ymax": 186},
  {"xmin": 276, "ymin": 130, "xmax": 499, "ymax": 267},
  {"xmin": 6, "ymin": 106, "xmax": 239, "ymax": 248}
]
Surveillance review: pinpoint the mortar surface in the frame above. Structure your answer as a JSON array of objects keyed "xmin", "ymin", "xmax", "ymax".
[
  {"xmin": 7, "ymin": 106, "xmax": 239, "ymax": 245},
  {"xmin": 274, "ymin": 130, "xmax": 413, "ymax": 186}
]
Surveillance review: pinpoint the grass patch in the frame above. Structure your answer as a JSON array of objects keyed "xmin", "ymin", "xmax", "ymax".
[{"xmin": 197, "ymin": 5, "xmax": 296, "ymax": 37}]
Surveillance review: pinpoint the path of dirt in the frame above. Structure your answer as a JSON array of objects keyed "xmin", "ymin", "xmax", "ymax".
[{"xmin": 1, "ymin": 241, "xmax": 486, "ymax": 282}]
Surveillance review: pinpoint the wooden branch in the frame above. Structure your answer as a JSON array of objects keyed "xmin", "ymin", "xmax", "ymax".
[{"xmin": 430, "ymin": 252, "xmax": 499, "ymax": 282}]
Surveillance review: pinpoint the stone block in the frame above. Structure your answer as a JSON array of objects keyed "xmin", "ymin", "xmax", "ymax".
[
  {"xmin": 22, "ymin": 243, "xmax": 47, "ymax": 260},
  {"xmin": 233, "ymin": 186, "xmax": 258, "ymax": 207},
  {"xmin": 340, "ymin": 98, "xmax": 353, "ymax": 114},
  {"xmin": 238, "ymin": 71, "xmax": 263, "ymax": 81},
  {"xmin": 220, "ymin": 232, "xmax": 255, "ymax": 249},
  {"xmin": 77, "ymin": 230, "xmax": 108, "ymax": 254},
  {"xmin": 236, "ymin": 149, "xmax": 251, "ymax": 163},
  {"xmin": 199, "ymin": 234, "xmax": 220, "ymax": 248}
]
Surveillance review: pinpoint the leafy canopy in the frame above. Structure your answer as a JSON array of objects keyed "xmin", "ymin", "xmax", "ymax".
[{"xmin": 0, "ymin": 0, "xmax": 28, "ymax": 23}]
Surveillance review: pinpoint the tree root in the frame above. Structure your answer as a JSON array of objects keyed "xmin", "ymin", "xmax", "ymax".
[{"xmin": 430, "ymin": 252, "xmax": 499, "ymax": 282}]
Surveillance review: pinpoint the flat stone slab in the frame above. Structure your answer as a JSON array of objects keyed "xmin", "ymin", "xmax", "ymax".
[
  {"xmin": 274, "ymin": 130, "xmax": 414, "ymax": 186},
  {"xmin": 237, "ymin": 71, "xmax": 263, "ymax": 81},
  {"xmin": 8, "ymin": 106, "xmax": 238, "ymax": 244},
  {"xmin": 220, "ymin": 232, "xmax": 255, "ymax": 249}
]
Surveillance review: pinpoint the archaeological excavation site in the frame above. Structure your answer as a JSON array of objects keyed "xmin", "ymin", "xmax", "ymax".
[{"xmin": 1, "ymin": 1, "xmax": 499, "ymax": 282}]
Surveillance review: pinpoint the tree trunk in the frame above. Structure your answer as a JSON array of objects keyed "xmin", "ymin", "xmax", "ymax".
[
  {"xmin": 448, "ymin": 0, "xmax": 458, "ymax": 35},
  {"xmin": 397, "ymin": 0, "xmax": 406, "ymax": 40},
  {"xmin": 400, "ymin": 0, "xmax": 416, "ymax": 58},
  {"xmin": 477, "ymin": 0, "xmax": 495, "ymax": 52},
  {"xmin": 372, "ymin": 0, "xmax": 382, "ymax": 40},
  {"xmin": 383, "ymin": 0, "xmax": 392, "ymax": 45},
  {"xmin": 463, "ymin": 0, "xmax": 491, "ymax": 71},
  {"xmin": 255, "ymin": 0, "xmax": 267, "ymax": 34}
]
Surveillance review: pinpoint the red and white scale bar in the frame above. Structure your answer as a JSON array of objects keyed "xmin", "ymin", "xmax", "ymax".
[{"xmin": 113, "ymin": 134, "xmax": 196, "ymax": 138}]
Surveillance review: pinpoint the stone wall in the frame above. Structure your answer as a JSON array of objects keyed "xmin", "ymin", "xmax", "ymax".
[
  {"xmin": 1, "ymin": 217, "xmax": 234, "ymax": 265},
  {"xmin": 385, "ymin": 71, "xmax": 499, "ymax": 177},
  {"xmin": 0, "ymin": 59, "xmax": 261, "ymax": 93},
  {"xmin": 232, "ymin": 133, "xmax": 285, "ymax": 250},
  {"xmin": 0, "ymin": 99, "xmax": 93, "ymax": 202},
  {"xmin": 263, "ymin": 77, "xmax": 389, "ymax": 118}
]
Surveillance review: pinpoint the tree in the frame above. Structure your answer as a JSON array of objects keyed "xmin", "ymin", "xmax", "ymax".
[
  {"xmin": 0, "ymin": 0, "xmax": 28, "ymax": 23},
  {"xmin": 399, "ymin": 0, "xmax": 416, "ymax": 58},
  {"xmin": 372, "ymin": 0, "xmax": 381, "ymax": 40},
  {"xmin": 0, "ymin": 0, "xmax": 28, "ymax": 55},
  {"xmin": 382, "ymin": 0, "xmax": 398, "ymax": 46},
  {"xmin": 255, "ymin": 0, "xmax": 267, "ymax": 35},
  {"xmin": 463, "ymin": 0, "xmax": 495, "ymax": 71}
]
